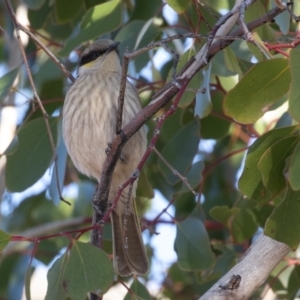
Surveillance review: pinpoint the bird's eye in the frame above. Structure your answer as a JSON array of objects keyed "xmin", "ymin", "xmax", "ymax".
[
  {"xmin": 92, "ymin": 52, "xmax": 100, "ymax": 59},
  {"xmin": 79, "ymin": 50, "xmax": 106, "ymax": 66}
]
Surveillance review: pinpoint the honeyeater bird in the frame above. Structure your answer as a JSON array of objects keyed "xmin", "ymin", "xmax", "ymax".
[{"xmin": 62, "ymin": 39, "xmax": 148, "ymax": 276}]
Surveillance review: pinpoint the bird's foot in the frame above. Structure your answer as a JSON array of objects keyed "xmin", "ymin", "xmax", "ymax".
[{"xmin": 105, "ymin": 142, "xmax": 127, "ymax": 163}]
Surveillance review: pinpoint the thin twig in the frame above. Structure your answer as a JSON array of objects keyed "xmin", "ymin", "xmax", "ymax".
[
  {"xmin": 153, "ymin": 147, "xmax": 197, "ymax": 196},
  {"xmin": 12, "ymin": 21, "xmax": 74, "ymax": 82},
  {"xmin": 238, "ymin": 0, "xmax": 254, "ymax": 41},
  {"xmin": 161, "ymin": 41, "xmax": 180, "ymax": 80},
  {"xmin": 144, "ymin": 198, "xmax": 176, "ymax": 230},
  {"xmin": 116, "ymin": 48, "xmax": 129, "ymax": 134}
]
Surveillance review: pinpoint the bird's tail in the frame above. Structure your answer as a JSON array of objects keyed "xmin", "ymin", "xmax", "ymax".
[{"xmin": 111, "ymin": 194, "xmax": 148, "ymax": 276}]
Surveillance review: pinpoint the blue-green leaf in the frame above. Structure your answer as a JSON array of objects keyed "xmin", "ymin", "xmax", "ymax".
[
  {"xmin": 5, "ymin": 117, "xmax": 58, "ymax": 192},
  {"xmin": 0, "ymin": 68, "xmax": 19, "ymax": 103},
  {"xmin": 59, "ymin": 0, "xmax": 121, "ymax": 56},
  {"xmin": 45, "ymin": 241, "xmax": 114, "ymax": 300},
  {"xmin": 175, "ymin": 217, "xmax": 215, "ymax": 271},
  {"xmin": 159, "ymin": 119, "xmax": 200, "ymax": 185}
]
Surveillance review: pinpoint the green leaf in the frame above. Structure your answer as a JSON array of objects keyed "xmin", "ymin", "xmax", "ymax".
[
  {"xmin": 166, "ymin": 0, "xmax": 190, "ymax": 13},
  {"xmin": 230, "ymin": 205, "xmax": 258, "ymax": 243},
  {"xmin": 224, "ymin": 59, "xmax": 291, "ymax": 124},
  {"xmin": 28, "ymin": 2, "xmax": 52, "ymax": 30},
  {"xmin": 223, "ymin": 47, "xmax": 242, "ymax": 76},
  {"xmin": 210, "ymin": 203, "xmax": 258, "ymax": 243},
  {"xmin": 258, "ymin": 135, "xmax": 299, "ymax": 197},
  {"xmin": 194, "ymin": 63, "xmax": 212, "ymax": 119},
  {"xmin": 136, "ymin": 167, "xmax": 154, "ymax": 199},
  {"xmin": 251, "ymin": 32, "xmax": 272, "ymax": 60},
  {"xmin": 59, "ymin": 0, "xmax": 121, "ymax": 56},
  {"xmin": 244, "ymin": 1, "xmax": 275, "ymax": 61},
  {"xmin": 0, "ymin": 230, "xmax": 11, "ymax": 251},
  {"xmin": 288, "ymin": 46, "xmax": 300, "ymax": 122},
  {"xmin": 0, "ymin": 68, "xmax": 19, "ymax": 102},
  {"xmin": 200, "ymin": 91, "xmax": 231, "ymax": 139},
  {"xmin": 211, "ymin": 50, "xmax": 237, "ymax": 77},
  {"xmin": 287, "ymin": 265, "xmax": 300, "ymax": 298},
  {"xmin": 5, "ymin": 117, "xmax": 58, "ymax": 192},
  {"xmin": 25, "ymin": 263, "xmax": 33, "ymax": 300},
  {"xmin": 288, "ymin": 141, "xmax": 300, "ymax": 190},
  {"xmin": 130, "ymin": 0, "xmax": 162, "ymax": 21},
  {"xmin": 275, "ymin": 111, "xmax": 293, "ymax": 128},
  {"xmin": 175, "ymin": 217, "xmax": 215, "ymax": 271},
  {"xmin": 45, "ymin": 241, "xmax": 114, "ymax": 300},
  {"xmin": 174, "ymin": 193, "xmax": 196, "ymax": 219},
  {"xmin": 48, "ymin": 119, "xmax": 67, "ymax": 205},
  {"xmin": 272, "ymin": 0, "xmax": 290, "ymax": 35},
  {"xmin": 24, "ymin": 0, "xmax": 45, "ymax": 9},
  {"xmin": 178, "ymin": 160, "xmax": 204, "ymax": 194},
  {"xmin": 54, "ymin": 0, "xmax": 82, "ymax": 23},
  {"xmin": 239, "ymin": 125, "xmax": 300, "ymax": 204},
  {"xmin": 124, "ymin": 279, "xmax": 152, "ymax": 300},
  {"xmin": 159, "ymin": 119, "xmax": 200, "ymax": 185},
  {"xmin": 265, "ymin": 188, "xmax": 300, "ymax": 249},
  {"xmin": 210, "ymin": 206, "xmax": 239, "ymax": 226},
  {"xmin": 2, "ymin": 136, "xmax": 18, "ymax": 156}
]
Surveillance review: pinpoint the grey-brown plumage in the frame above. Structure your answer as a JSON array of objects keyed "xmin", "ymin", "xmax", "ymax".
[{"xmin": 62, "ymin": 39, "xmax": 148, "ymax": 276}]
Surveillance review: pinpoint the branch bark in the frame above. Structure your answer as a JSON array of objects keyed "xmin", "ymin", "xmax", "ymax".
[
  {"xmin": 199, "ymin": 234, "xmax": 291, "ymax": 300},
  {"xmin": 2, "ymin": 216, "xmax": 88, "ymax": 257}
]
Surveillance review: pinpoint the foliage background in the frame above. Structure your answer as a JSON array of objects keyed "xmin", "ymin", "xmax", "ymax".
[{"xmin": 0, "ymin": 0, "xmax": 300, "ymax": 299}]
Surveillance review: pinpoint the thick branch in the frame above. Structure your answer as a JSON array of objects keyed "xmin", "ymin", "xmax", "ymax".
[{"xmin": 199, "ymin": 234, "xmax": 291, "ymax": 300}]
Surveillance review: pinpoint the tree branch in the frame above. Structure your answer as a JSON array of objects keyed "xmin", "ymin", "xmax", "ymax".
[
  {"xmin": 199, "ymin": 234, "xmax": 291, "ymax": 300},
  {"xmin": 2, "ymin": 216, "xmax": 88, "ymax": 257}
]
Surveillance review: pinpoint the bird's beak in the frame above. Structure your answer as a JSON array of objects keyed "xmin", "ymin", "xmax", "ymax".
[{"xmin": 107, "ymin": 41, "xmax": 120, "ymax": 53}]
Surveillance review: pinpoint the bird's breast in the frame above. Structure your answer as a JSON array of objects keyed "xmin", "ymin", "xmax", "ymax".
[
  {"xmin": 63, "ymin": 73, "xmax": 119, "ymax": 179},
  {"xmin": 63, "ymin": 72, "xmax": 146, "ymax": 181}
]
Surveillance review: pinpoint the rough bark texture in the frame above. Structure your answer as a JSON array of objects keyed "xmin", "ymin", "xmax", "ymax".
[{"xmin": 199, "ymin": 234, "xmax": 291, "ymax": 300}]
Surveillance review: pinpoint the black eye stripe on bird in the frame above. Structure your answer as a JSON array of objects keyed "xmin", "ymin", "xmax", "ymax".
[
  {"xmin": 79, "ymin": 50, "xmax": 107, "ymax": 66},
  {"xmin": 79, "ymin": 41, "xmax": 120, "ymax": 67}
]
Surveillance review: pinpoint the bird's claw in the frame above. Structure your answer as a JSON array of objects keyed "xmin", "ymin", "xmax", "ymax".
[{"xmin": 105, "ymin": 142, "xmax": 127, "ymax": 163}]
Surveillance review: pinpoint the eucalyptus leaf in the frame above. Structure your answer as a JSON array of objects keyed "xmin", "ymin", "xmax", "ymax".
[
  {"xmin": 5, "ymin": 117, "xmax": 58, "ymax": 192},
  {"xmin": 159, "ymin": 119, "xmax": 200, "ymax": 185},
  {"xmin": 258, "ymin": 135, "xmax": 299, "ymax": 197},
  {"xmin": 287, "ymin": 141, "xmax": 300, "ymax": 191},
  {"xmin": 166, "ymin": 0, "xmax": 190, "ymax": 13},
  {"xmin": 0, "ymin": 230, "xmax": 11, "ymax": 251},
  {"xmin": 59, "ymin": 0, "xmax": 121, "ymax": 56},
  {"xmin": 175, "ymin": 217, "xmax": 215, "ymax": 271},
  {"xmin": 0, "ymin": 68, "xmax": 19, "ymax": 102},
  {"xmin": 239, "ymin": 125, "xmax": 300, "ymax": 204},
  {"xmin": 194, "ymin": 63, "xmax": 212, "ymax": 119},
  {"xmin": 124, "ymin": 279, "xmax": 152, "ymax": 300},
  {"xmin": 288, "ymin": 46, "xmax": 300, "ymax": 122},
  {"xmin": 265, "ymin": 188, "xmax": 300, "ymax": 249},
  {"xmin": 45, "ymin": 241, "xmax": 114, "ymax": 300},
  {"xmin": 224, "ymin": 59, "xmax": 291, "ymax": 124}
]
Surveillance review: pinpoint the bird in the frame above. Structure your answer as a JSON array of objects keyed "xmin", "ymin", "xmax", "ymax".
[{"xmin": 62, "ymin": 39, "xmax": 149, "ymax": 276}]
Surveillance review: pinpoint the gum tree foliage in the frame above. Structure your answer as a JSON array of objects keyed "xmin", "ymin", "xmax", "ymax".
[{"xmin": 0, "ymin": 0, "xmax": 300, "ymax": 299}]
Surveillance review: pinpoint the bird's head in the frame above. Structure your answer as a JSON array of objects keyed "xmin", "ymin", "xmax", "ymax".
[{"xmin": 78, "ymin": 39, "xmax": 121, "ymax": 76}]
